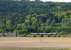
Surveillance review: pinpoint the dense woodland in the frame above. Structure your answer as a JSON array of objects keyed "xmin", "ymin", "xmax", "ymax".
[{"xmin": 0, "ymin": 0, "xmax": 71, "ymax": 37}]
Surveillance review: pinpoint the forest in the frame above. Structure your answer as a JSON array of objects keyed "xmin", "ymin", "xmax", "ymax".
[{"xmin": 0, "ymin": 0, "xmax": 71, "ymax": 37}]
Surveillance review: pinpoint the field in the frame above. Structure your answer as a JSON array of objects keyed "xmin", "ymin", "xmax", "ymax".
[
  {"xmin": 0, "ymin": 37, "xmax": 71, "ymax": 50},
  {"xmin": 0, "ymin": 47, "xmax": 69, "ymax": 50}
]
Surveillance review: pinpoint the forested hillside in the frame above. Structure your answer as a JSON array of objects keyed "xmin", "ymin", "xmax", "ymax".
[{"xmin": 0, "ymin": 0, "xmax": 71, "ymax": 37}]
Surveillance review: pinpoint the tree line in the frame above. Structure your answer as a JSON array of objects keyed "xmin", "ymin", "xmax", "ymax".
[{"xmin": 0, "ymin": 0, "xmax": 71, "ymax": 36}]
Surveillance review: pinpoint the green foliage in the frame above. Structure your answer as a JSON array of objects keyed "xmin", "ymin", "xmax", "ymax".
[{"xmin": 0, "ymin": 1, "xmax": 71, "ymax": 36}]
